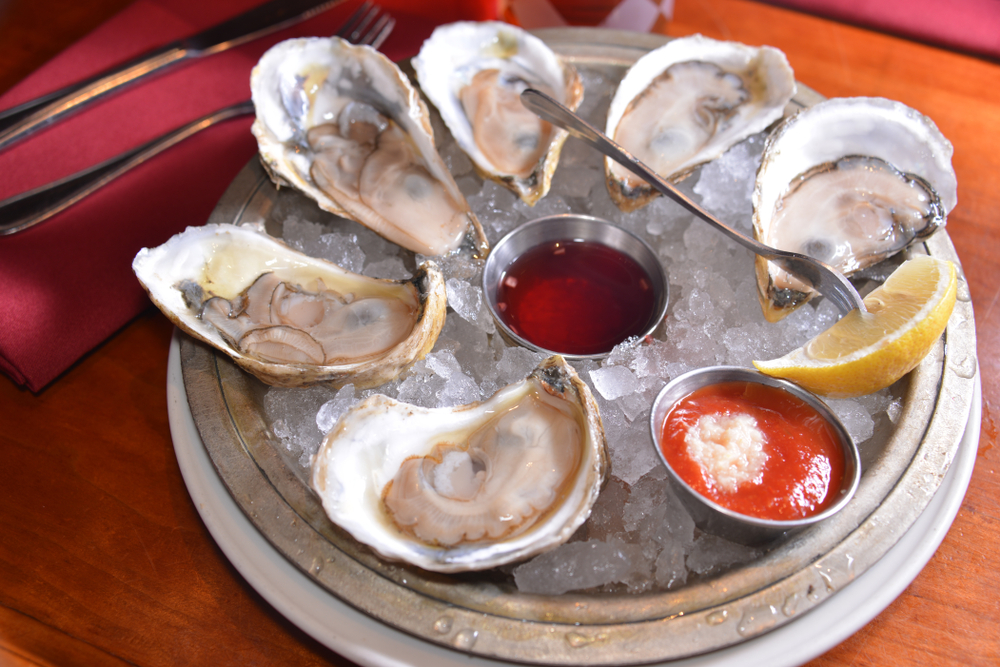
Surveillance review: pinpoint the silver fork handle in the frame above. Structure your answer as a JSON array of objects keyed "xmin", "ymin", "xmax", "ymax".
[
  {"xmin": 0, "ymin": 100, "xmax": 254, "ymax": 236},
  {"xmin": 520, "ymin": 88, "xmax": 866, "ymax": 315}
]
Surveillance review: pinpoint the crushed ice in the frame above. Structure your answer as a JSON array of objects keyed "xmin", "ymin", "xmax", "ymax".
[{"xmin": 261, "ymin": 65, "xmax": 893, "ymax": 595}]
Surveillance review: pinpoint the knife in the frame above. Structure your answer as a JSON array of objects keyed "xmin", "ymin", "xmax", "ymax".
[{"xmin": 0, "ymin": 0, "xmax": 345, "ymax": 153}]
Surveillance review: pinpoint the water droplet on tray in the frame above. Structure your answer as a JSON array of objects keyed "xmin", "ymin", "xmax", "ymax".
[
  {"xmin": 818, "ymin": 569, "xmax": 834, "ymax": 592},
  {"xmin": 819, "ymin": 553, "xmax": 857, "ymax": 588},
  {"xmin": 782, "ymin": 593, "xmax": 801, "ymax": 617},
  {"xmin": 956, "ymin": 279, "xmax": 971, "ymax": 302},
  {"xmin": 952, "ymin": 355, "xmax": 977, "ymax": 379},
  {"xmin": 736, "ymin": 605, "xmax": 778, "ymax": 637},
  {"xmin": 706, "ymin": 610, "xmax": 728, "ymax": 625},
  {"xmin": 453, "ymin": 629, "xmax": 478, "ymax": 650},
  {"xmin": 566, "ymin": 631, "xmax": 607, "ymax": 648},
  {"xmin": 433, "ymin": 616, "xmax": 454, "ymax": 634}
]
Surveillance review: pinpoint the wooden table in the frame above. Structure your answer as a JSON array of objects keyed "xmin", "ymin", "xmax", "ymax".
[{"xmin": 1, "ymin": 0, "xmax": 998, "ymax": 665}]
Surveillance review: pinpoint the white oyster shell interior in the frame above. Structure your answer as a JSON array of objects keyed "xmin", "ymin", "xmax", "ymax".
[
  {"xmin": 132, "ymin": 223, "xmax": 447, "ymax": 388},
  {"xmin": 752, "ymin": 96, "xmax": 957, "ymax": 320},
  {"xmin": 414, "ymin": 21, "xmax": 583, "ymax": 205},
  {"xmin": 311, "ymin": 355, "xmax": 607, "ymax": 572},
  {"xmin": 251, "ymin": 37, "xmax": 487, "ymax": 257},
  {"xmin": 605, "ymin": 34, "xmax": 796, "ymax": 211}
]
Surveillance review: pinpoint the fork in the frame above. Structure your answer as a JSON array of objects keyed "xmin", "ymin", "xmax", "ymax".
[
  {"xmin": 519, "ymin": 88, "xmax": 868, "ymax": 316},
  {"xmin": 0, "ymin": 2, "xmax": 395, "ymax": 237}
]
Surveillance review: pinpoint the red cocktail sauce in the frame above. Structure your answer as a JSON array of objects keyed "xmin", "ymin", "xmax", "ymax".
[
  {"xmin": 659, "ymin": 381, "xmax": 846, "ymax": 521},
  {"xmin": 494, "ymin": 238, "xmax": 656, "ymax": 356}
]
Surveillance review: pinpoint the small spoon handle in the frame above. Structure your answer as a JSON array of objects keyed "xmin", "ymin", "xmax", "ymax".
[{"xmin": 520, "ymin": 88, "xmax": 866, "ymax": 315}]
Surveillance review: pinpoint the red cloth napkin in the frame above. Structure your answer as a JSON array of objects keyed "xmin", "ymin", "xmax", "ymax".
[{"xmin": 0, "ymin": 0, "xmax": 496, "ymax": 392}]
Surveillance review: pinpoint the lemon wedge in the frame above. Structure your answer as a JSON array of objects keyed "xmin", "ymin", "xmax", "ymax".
[{"xmin": 753, "ymin": 255, "xmax": 958, "ymax": 397}]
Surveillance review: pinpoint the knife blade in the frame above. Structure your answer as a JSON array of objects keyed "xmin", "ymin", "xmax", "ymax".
[{"xmin": 0, "ymin": 0, "xmax": 345, "ymax": 153}]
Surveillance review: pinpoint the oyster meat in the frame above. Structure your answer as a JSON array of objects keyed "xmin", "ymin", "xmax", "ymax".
[
  {"xmin": 251, "ymin": 37, "xmax": 488, "ymax": 257},
  {"xmin": 753, "ymin": 96, "xmax": 958, "ymax": 321},
  {"xmin": 605, "ymin": 34, "xmax": 795, "ymax": 212},
  {"xmin": 311, "ymin": 355, "xmax": 607, "ymax": 572},
  {"xmin": 414, "ymin": 21, "xmax": 584, "ymax": 205},
  {"xmin": 133, "ymin": 223, "xmax": 447, "ymax": 388}
]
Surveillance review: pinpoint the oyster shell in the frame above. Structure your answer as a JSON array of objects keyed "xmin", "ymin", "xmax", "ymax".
[
  {"xmin": 250, "ymin": 37, "xmax": 488, "ymax": 257},
  {"xmin": 311, "ymin": 355, "xmax": 607, "ymax": 573},
  {"xmin": 132, "ymin": 223, "xmax": 447, "ymax": 388},
  {"xmin": 753, "ymin": 96, "xmax": 958, "ymax": 321},
  {"xmin": 605, "ymin": 34, "xmax": 795, "ymax": 212},
  {"xmin": 414, "ymin": 21, "xmax": 584, "ymax": 205}
]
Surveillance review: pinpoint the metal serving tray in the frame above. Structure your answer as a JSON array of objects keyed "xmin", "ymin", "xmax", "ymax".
[{"xmin": 178, "ymin": 27, "xmax": 978, "ymax": 665}]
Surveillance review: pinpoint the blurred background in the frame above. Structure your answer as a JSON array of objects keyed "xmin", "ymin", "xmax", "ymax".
[{"xmin": 1, "ymin": 0, "xmax": 996, "ymax": 99}]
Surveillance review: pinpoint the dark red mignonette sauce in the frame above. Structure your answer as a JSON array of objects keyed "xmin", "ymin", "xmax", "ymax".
[
  {"xmin": 494, "ymin": 238, "xmax": 656, "ymax": 355},
  {"xmin": 659, "ymin": 381, "xmax": 846, "ymax": 521}
]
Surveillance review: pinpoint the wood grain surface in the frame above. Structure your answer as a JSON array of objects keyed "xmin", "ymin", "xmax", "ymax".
[{"xmin": 1, "ymin": 0, "xmax": 998, "ymax": 665}]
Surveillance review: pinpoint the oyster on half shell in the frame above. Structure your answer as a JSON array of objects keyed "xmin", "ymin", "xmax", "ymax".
[
  {"xmin": 250, "ymin": 37, "xmax": 488, "ymax": 257},
  {"xmin": 311, "ymin": 355, "xmax": 607, "ymax": 573},
  {"xmin": 414, "ymin": 21, "xmax": 584, "ymax": 206},
  {"xmin": 133, "ymin": 223, "xmax": 447, "ymax": 388},
  {"xmin": 752, "ymin": 97, "xmax": 958, "ymax": 321},
  {"xmin": 605, "ymin": 34, "xmax": 796, "ymax": 212}
]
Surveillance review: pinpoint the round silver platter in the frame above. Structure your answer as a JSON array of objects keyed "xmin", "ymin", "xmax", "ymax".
[{"xmin": 179, "ymin": 27, "xmax": 979, "ymax": 665}]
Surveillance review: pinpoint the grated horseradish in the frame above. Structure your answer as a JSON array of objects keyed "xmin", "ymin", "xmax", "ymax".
[{"xmin": 684, "ymin": 413, "xmax": 767, "ymax": 492}]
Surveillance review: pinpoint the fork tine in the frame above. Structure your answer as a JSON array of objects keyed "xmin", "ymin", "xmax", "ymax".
[
  {"xmin": 336, "ymin": 1, "xmax": 374, "ymax": 40},
  {"xmin": 337, "ymin": 2, "xmax": 393, "ymax": 48},
  {"xmin": 347, "ymin": 5, "xmax": 380, "ymax": 42},
  {"xmin": 362, "ymin": 15, "xmax": 395, "ymax": 48}
]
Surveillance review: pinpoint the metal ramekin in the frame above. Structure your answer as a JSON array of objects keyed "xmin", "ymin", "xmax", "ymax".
[
  {"xmin": 482, "ymin": 214, "xmax": 669, "ymax": 360},
  {"xmin": 649, "ymin": 366, "xmax": 861, "ymax": 546}
]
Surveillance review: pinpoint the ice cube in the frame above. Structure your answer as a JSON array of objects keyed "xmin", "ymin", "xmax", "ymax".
[
  {"xmin": 315, "ymin": 385, "xmax": 356, "ymax": 434},
  {"xmin": 263, "ymin": 384, "xmax": 339, "ymax": 468},
  {"xmin": 589, "ymin": 364, "xmax": 640, "ymax": 400},
  {"xmin": 318, "ymin": 232, "xmax": 365, "ymax": 273},
  {"xmin": 826, "ymin": 397, "xmax": 876, "ymax": 444},
  {"xmin": 445, "ymin": 278, "xmax": 493, "ymax": 332},
  {"xmin": 692, "ymin": 134, "xmax": 764, "ymax": 229},
  {"xmin": 496, "ymin": 346, "xmax": 546, "ymax": 384},
  {"xmin": 512, "ymin": 539, "xmax": 640, "ymax": 595},
  {"xmin": 686, "ymin": 533, "xmax": 760, "ymax": 575}
]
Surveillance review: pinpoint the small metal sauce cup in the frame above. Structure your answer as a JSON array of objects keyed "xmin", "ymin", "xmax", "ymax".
[
  {"xmin": 649, "ymin": 366, "xmax": 861, "ymax": 546},
  {"xmin": 482, "ymin": 214, "xmax": 669, "ymax": 360}
]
